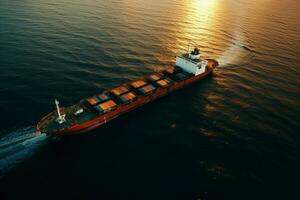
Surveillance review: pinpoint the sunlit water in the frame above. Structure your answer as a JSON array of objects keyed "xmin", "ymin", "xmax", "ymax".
[{"xmin": 0, "ymin": 0, "xmax": 299, "ymax": 199}]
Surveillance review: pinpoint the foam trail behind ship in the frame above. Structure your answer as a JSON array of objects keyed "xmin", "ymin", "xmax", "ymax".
[
  {"xmin": 0, "ymin": 126, "xmax": 48, "ymax": 175},
  {"xmin": 215, "ymin": 1, "xmax": 254, "ymax": 69},
  {"xmin": 216, "ymin": 28, "xmax": 254, "ymax": 69}
]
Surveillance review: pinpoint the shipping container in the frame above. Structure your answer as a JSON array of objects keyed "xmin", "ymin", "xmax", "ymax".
[
  {"xmin": 164, "ymin": 67, "xmax": 176, "ymax": 74},
  {"xmin": 148, "ymin": 73, "xmax": 164, "ymax": 82},
  {"xmin": 138, "ymin": 84, "xmax": 156, "ymax": 94},
  {"xmin": 111, "ymin": 86, "xmax": 129, "ymax": 96},
  {"xmin": 131, "ymin": 80, "xmax": 147, "ymax": 89},
  {"xmin": 95, "ymin": 100, "xmax": 118, "ymax": 113},
  {"xmin": 87, "ymin": 97, "xmax": 100, "ymax": 105},
  {"xmin": 98, "ymin": 93, "xmax": 110, "ymax": 102},
  {"xmin": 119, "ymin": 92, "xmax": 137, "ymax": 103},
  {"xmin": 156, "ymin": 79, "xmax": 172, "ymax": 87}
]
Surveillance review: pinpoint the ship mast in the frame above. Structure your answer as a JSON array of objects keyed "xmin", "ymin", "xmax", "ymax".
[{"xmin": 55, "ymin": 99, "xmax": 66, "ymax": 124}]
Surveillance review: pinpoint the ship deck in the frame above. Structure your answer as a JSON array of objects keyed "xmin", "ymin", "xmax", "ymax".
[
  {"xmin": 80, "ymin": 65, "xmax": 194, "ymax": 118},
  {"xmin": 38, "ymin": 60, "xmax": 218, "ymax": 135}
]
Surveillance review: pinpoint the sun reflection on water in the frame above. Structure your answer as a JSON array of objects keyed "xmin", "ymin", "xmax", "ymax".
[{"xmin": 174, "ymin": 0, "xmax": 220, "ymax": 51}]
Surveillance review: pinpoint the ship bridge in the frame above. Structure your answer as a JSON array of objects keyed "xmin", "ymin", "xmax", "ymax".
[{"xmin": 175, "ymin": 48, "xmax": 208, "ymax": 76}]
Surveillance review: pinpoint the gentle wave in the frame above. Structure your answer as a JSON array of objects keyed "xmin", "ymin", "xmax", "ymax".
[{"xmin": 0, "ymin": 127, "xmax": 48, "ymax": 175}]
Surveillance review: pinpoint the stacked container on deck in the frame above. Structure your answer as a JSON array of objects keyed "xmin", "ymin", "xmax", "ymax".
[
  {"xmin": 85, "ymin": 66, "xmax": 192, "ymax": 115},
  {"xmin": 87, "ymin": 93, "xmax": 118, "ymax": 114},
  {"xmin": 162, "ymin": 66, "xmax": 193, "ymax": 82}
]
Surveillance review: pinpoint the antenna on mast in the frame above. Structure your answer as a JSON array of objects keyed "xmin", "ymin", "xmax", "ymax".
[{"xmin": 55, "ymin": 99, "xmax": 66, "ymax": 124}]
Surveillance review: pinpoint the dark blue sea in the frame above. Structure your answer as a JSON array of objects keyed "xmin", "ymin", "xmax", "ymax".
[{"xmin": 0, "ymin": 0, "xmax": 299, "ymax": 199}]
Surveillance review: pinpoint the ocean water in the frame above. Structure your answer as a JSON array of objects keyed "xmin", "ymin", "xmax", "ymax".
[{"xmin": 0, "ymin": 0, "xmax": 299, "ymax": 199}]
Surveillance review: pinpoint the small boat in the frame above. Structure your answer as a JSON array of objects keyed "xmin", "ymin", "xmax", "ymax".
[{"xmin": 37, "ymin": 47, "xmax": 218, "ymax": 136}]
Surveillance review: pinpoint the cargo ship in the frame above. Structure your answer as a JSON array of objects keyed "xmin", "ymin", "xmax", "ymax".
[{"xmin": 37, "ymin": 48, "xmax": 218, "ymax": 136}]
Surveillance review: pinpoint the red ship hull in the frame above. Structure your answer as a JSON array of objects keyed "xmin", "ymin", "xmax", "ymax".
[{"xmin": 51, "ymin": 66, "xmax": 215, "ymax": 136}]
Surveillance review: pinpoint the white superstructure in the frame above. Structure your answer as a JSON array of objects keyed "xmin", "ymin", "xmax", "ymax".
[{"xmin": 175, "ymin": 48, "xmax": 208, "ymax": 76}]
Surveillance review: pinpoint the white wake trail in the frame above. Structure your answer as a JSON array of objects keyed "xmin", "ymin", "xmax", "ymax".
[
  {"xmin": 0, "ymin": 126, "xmax": 48, "ymax": 175},
  {"xmin": 215, "ymin": 0, "xmax": 254, "ymax": 69},
  {"xmin": 216, "ymin": 28, "xmax": 253, "ymax": 69}
]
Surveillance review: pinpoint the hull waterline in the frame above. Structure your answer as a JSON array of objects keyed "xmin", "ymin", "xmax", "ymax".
[{"xmin": 37, "ymin": 50, "xmax": 218, "ymax": 136}]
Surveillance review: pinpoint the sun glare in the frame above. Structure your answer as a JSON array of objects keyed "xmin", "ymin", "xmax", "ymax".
[{"xmin": 197, "ymin": 0, "xmax": 217, "ymax": 8}]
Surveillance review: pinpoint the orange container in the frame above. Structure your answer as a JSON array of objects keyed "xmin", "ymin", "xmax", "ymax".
[
  {"xmin": 156, "ymin": 79, "xmax": 170, "ymax": 87},
  {"xmin": 120, "ymin": 92, "xmax": 136, "ymax": 102},
  {"xmin": 111, "ymin": 86, "xmax": 129, "ymax": 96},
  {"xmin": 87, "ymin": 97, "xmax": 98, "ymax": 105},
  {"xmin": 97, "ymin": 100, "xmax": 117, "ymax": 112},
  {"xmin": 148, "ymin": 73, "xmax": 163, "ymax": 81},
  {"xmin": 131, "ymin": 80, "xmax": 147, "ymax": 88}
]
